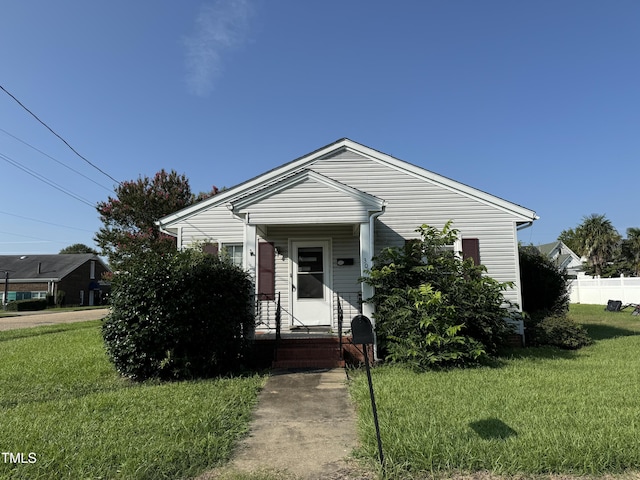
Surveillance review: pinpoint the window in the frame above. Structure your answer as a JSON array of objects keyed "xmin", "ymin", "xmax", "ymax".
[{"xmin": 222, "ymin": 244, "xmax": 243, "ymax": 267}]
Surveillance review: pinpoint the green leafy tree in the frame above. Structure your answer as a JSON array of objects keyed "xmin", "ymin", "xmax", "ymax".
[
  {"xmin": 95, "ymin": 169, "xmax": 216, "ymax": 269},
  {"xmin": 621, "ymin": 227, "xmax": 640, "ymax": 277},
  {"xmin": 557, "ymin": 228, "xmax": 581, "ymax": 255},
  {"xmin": 363, "ymin": 222, "xmax": 515, "ymax": 369},
  {"xmin": 59, "ymin": 243, "xmax": 98, "ymax": 254},
  {"xmin": 574, "ymin": 214, "xmax": 621, "ymax": 277}
]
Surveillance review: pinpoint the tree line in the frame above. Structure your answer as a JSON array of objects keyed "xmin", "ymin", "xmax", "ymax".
[{"xmin": 558, "ymin": 214, "xmax": 640, "ymax": 278}]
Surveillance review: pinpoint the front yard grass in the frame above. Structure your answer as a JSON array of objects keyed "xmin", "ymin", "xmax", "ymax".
[
  {"xmin": 349, "ymin": 304, "xmax": 640, "ymax": 478},
  {"xmin": 0, "ymin": 320, "xmax": 265, "ymax": 480}
]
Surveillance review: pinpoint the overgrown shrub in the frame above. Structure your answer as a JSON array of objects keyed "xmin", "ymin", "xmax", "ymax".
[
  {"xmin": 519, "ymin": 245, "xmax": 570, "ymax": 316},
  {"xmin": 364, "ymin": 222, "xmax": 515, "ymax": 369},
  {"xmin": 524, "ymin": 311, "xmax": 593, "ymax": 349},
  {"xmin": 102, "ymin": 248, "xmax": 254, "ymax": 381},
  {"xmin": 6, "ymin": 299, "xmax": 48, "ymax": 312}
]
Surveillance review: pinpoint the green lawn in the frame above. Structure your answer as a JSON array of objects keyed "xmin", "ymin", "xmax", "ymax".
[
  {"xmin": 349, "ymin": 304, "xmax": 640, "ymax": 478},
  {"xmin": 3, "ymin": 305, "xmax": 640, "ymax": 479},
  {"xmin": 0, "ymin": 321, "xmax": 265, "ymax": 480}
]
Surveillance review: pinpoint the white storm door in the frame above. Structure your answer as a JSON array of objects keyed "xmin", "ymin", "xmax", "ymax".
[{"xmin": 291, "ymin": 241, "xmax": 331, "ymax": 326}]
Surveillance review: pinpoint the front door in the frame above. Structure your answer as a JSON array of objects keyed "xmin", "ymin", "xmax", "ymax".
[{"xmin": 291, "ymin": 241, "xmax": 331, "ymax": 326}]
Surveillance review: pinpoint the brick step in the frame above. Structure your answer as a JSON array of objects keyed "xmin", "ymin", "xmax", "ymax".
[
  {"xmin": 272, "ymin": 358, "xmax": 346, "ymax": 369},
  {"xmin": 272, "ymin": 339, "xmax": 343, "ymax": 368},
  {"xmin": 275, "ymin": 347, "xmax": 341, "ymax": 360}
]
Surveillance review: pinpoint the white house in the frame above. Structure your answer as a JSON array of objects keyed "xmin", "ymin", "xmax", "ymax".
[
  {"xmin": 536, "ymin": 241, "xmax": 583, "ymax": 278},
  {"xmin": 157, "ymin": 139, "xmax": 537, "ymax": 355}
]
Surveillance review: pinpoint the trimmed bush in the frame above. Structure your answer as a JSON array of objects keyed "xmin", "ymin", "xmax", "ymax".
[
  {"xmin": 525, "ymin": 311, "xmax": 593, "ymax": 349},
  {"xmin": 6, "ymin": 299, "xmax": 48, "ymax": 312},
  {"xmin": 102, "ymin": 248, "xmax": 254, "ymax": 381}
]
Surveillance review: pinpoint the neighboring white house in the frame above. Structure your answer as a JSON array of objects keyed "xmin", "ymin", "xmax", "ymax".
[
  {"xmin": 157, "ymin": 138, "xmax": 538, "ymax": 337},
  {"xmin": 536, "ymin": 241, "xmax": 584, "ymax": 278}
]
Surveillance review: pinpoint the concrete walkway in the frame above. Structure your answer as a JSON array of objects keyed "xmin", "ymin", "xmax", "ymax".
[
  {"xmin": 0, "ymin": 308, "xmax": 109, "ymax": 331},
  {"xmin": 200, "ymin": 368, "xmax": 373, "ymax": 480}
]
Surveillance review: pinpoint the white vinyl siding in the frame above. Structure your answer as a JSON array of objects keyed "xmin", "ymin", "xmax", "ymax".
[
  {"xmin": 163, "ymin": 143, "xmax": 533, "ymax": 311},
  {"xmin": 237, "ymin": 177, "xmax": 376, "ymax": 225},
  {"xmin": 310, "ymin": 150, "xmax": 523, "ymax": 306},
  {"xmin": 178, "ymin": 204, "xmax": 244, "ymax": 249}
]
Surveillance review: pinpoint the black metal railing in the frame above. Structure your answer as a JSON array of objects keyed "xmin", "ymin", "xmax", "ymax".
[{"xmin": 336, "ymin": 291, "xmax": 362, "ymax": 360}]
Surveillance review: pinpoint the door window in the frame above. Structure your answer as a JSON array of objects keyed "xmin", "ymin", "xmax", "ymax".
[{"xmin": 297, "ymin": 247, "xmax": 324, "ymax": 299}]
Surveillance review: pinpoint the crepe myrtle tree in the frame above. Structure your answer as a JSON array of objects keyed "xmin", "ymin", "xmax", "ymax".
[{"xmin": 95, "ymin": 169, "xmax": 217, "ymax": 270}]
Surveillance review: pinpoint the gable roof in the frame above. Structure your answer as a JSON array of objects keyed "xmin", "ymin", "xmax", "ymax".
[
  {"xmin": 535, "ymin": 241, "xmax": 583, "ymax": 270},
  {"xmin": 0, "ymin": 254, "xmax": 109, "ymax": 282},
  {"xmin": 157, "ymin": 138, "xmax": 538, "ymax": 229}
]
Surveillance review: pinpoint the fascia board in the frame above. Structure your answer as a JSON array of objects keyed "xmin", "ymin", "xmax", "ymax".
[{"xmin": 2, "ymin": 278, "xmax": 60, "ymax": 283}]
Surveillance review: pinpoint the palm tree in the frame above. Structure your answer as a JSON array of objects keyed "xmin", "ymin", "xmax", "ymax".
[
  {"xmin": 576, "ymin": 214, "xmax": 621, "ymax": 277},
  {"xmin": 623, "ymin": 227, "xmax": 640, "ymax": 276}
]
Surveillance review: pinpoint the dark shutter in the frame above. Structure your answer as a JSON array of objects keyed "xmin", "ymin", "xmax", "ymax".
[
  {"xmin": 462, "ymin": 238, "xmax": 480, "ymax": 265},
  {"xmin": 203, "ymin": 243, "xmax": 219, "ymax": 255},
  {"xmin": 258, "ymin": 241, "xmax": 275, "ymax": 301}
]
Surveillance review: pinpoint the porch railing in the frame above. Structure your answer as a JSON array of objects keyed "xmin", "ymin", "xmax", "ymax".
[
  {"xmin": 255, "ymin": 290, "xmax": 363, "ymax": 335},
  {"xmin": 336, "ymin": 291, "xmax": 362, "ymax": 361}
]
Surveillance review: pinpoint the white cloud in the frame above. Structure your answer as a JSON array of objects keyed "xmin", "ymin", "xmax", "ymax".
[{"xmin": 183, "ymin": 0, "xmax": 253, "ymax": 97}]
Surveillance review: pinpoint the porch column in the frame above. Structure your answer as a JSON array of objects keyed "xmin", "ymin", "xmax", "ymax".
[
  {"xmin": 359, "ymin": 221, "xmax": 375, "ymax": 321},
  {"xmin": 244, "ymin": 221, "xmax": 257, "ymax": 281}
]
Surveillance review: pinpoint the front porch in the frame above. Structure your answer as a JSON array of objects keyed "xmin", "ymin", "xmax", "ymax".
[{"xmin": 251, "ymin": 291, "xmax": 371, "ymax": 368}]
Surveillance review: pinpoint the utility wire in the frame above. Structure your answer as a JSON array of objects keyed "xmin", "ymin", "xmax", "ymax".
[
  {"xmin": 0, "ymin": 210, "xmax": 95, "ymax": 233},
  {"xmin": 0, "ymin": 152, "xmax": 95, "ymax": 207},
  {"xmin": 0, "ymin": 84, "xmax": 121, "ymax": 185},
  {"xmin": 0, "ymin": 229, "xmax": 67, "ymax": 243},
  {"xmin": 0, "ymin": 128, "xmax": 114, "ymax": 192}
]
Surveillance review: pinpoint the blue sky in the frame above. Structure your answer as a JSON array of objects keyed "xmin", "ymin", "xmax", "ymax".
[{"xmin": 1, "ymin": 0, "xmax": 638, "ymax": 255}]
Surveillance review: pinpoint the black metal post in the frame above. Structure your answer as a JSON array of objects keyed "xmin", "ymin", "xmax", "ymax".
[{"xmin": 363, "ymin": 343, "xmax": 384, "ymax": 467}]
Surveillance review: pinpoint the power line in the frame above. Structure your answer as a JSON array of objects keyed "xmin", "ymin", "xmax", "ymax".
[
  {"xmin": 0, "ymin": 128, "xmax": 114, "ymax": 193},
  {"xmin": 0, "ymin": 84, "xmax": 121, "ymax": 185},
  {"xmin": 0, "ymin": 151, "xmax": 95, "ymax": 207},
  {"xmin": 0, "ymin": 229, "xmax": 68, "ymax": 244},
  {"xmin": 0, "ymin": 210, "xmax": 95, "ymax": 233}
]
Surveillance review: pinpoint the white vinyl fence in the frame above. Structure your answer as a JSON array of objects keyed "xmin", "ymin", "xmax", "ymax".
[{"xmin": 569, "ymin": 275, "xmax": 640, "ymax": 305}]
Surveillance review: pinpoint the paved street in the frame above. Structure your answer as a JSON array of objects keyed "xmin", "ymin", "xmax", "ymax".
[{"xmin": 0, "ymin": 308, "xmax": 109, "ymax": 331}]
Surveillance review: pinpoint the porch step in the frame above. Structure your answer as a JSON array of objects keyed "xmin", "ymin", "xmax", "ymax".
[{"xmin": 272, "ymin": 338, "xmax": 344, "ymax": 369}]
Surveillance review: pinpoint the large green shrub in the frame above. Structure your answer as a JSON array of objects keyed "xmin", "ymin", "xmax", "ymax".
[
  {"xmin": 102, "ymin": 248, "xmax": 254, "ymax": 381},
  {"xmin": 519, "ymin": 245, "xmax": 570, "ymax": 316},
  {"xmin": 364, "ymin": 222, "xmax": 515, "ymax": 369},
  {"xmin": 518, "ymin": 246, "xmax": 591, "ymax": 348}
]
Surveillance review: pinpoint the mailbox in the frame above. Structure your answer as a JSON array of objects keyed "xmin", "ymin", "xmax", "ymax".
[{"xmin": 351, "ymin": 314, "xmax": 375, "ymax": 345}]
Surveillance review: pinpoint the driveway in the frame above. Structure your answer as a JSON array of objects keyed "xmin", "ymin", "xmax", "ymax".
[{"xmin": 0, "ymin": 308, "xmax": 109, "ymax": 331}]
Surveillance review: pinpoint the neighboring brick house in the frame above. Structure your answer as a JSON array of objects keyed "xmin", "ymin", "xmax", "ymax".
[{"xmin": 0, "ymin": 254, "xmax": 111, "ymax": 306}]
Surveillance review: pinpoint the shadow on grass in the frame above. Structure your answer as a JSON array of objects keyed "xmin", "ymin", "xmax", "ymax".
[
  {"xmin": 494, "ymin": 345, "xmax": 580, "ymax": 364},
  {"xmin": 581, "ymin": 323, "xmax": 640, "ymax": 341},
  {"xmin": 469, "ymin": 418, "xmax": 518, "ymax": 440}
]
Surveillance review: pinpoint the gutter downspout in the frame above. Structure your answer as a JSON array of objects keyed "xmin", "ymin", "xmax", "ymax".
[{"xmin": 368, "ymin": 205, "xmax": 386, "ymax": 362}]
